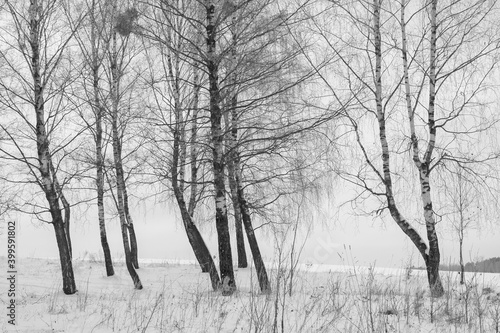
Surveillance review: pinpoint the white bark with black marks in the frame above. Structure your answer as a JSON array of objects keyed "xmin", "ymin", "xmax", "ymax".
[{"xmin": 206, "ymin": 1, "xmax": 236, "ymax": 296}]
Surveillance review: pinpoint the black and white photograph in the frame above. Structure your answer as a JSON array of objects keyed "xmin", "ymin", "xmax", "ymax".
[{"xmin": 0, "ymin": 0, "xmax": 499, "ymax": 332}]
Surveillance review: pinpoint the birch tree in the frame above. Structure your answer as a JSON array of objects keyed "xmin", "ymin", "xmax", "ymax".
[
  {"xmin": 216, "ymin": 0, "xmax": 333, "ymax": 293},
  {"xmin": 141, "ymin": 0, "xmax": 221, "ymax": 290},
  {"xmin": 107, "ymin": 3, "xmax": 143, "ymax": 289},
  {"xmin": 399, "ymin": 0, "xmax": 498, "ymax": 295},
  {"xmin": 142, "ymin": 0, "xmax": 327, "ymax": 295},
  {"xmin": 223, "ymin": 7, "xmax": 247, "ymax": 269},
  {"xmin": 0, "ymin": 0, "xmax": 84, "ymax": 294},
  {"xmin": 70, "ymin": 0, "xmax": 115, "ymax": 277},
  {"xmin": 203, "ymin": 0, "xmax": 238, "ymax": 295},
  {"xmin": 314, "ymin": 0, "xmax": 499, "ymax": 297}
]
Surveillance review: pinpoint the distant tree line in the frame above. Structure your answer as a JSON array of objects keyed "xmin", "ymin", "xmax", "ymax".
[{"xmin": 415, "ymin": 257, "xmax": 500, "ymax": 274}]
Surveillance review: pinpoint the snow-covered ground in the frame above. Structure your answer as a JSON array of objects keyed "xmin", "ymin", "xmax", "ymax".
[{"xmin": 1, "ymin": 256, "xmax": 499, "ymax": 332}]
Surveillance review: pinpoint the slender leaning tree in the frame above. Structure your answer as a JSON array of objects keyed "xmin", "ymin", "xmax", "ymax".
[{"xmin": 141, "ymin": 0, "xmax": 221, "ymax": 291}]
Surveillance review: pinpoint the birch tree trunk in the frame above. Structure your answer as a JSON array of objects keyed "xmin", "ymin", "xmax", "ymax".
[
  {"xmin": 225, "ymin": 54, "xmax": 270, "ymax": 290},
  {"xmin": 110, "ymin": 29, "xmax": 142, "ymax": 289},
  {"xmin": 188, "ymin": 63, "xmax": 201, "ymax": 218},
  {"xmin": 50, "ymin": 161, "xmax": 72, "ymax": 259},
  {"xmin": 222, "ymin": 13, "xmax": 269, "ymax": 285},
  {"xmin": 29, "ymin": 0, "xmax": 76, "ymax": 295},
  {"xmin": 225, "ymin": 13, "xmax": 248, "ymax": 269},
  {"xmin": 225, "ymin": 116, "xmax": 247, "ymax": 269},
  {"xmin": 123, "ymin": 186, "xmax": 139, "ymax": 269},
  {"xmin": 420, "ymin": 0, "xmax": 444, "ymax": 297},
  {"xmin": 142, "ymin": 4, "xmax": 220, "ymax": 283},
  {"xmin": 235, "ymin": 169, "xmax": 271, "ymax": 293},
  {"xmin": 168, "ymin": 44, "xmax": 220, "ymax": 286},
  {"xmin": 206, "ymin": 1, "xmax": 236, "ymax": 296},
  {"xmin": 74, "ymin": 0, "xmax": 115, "ymax": 276},
  {"xmin": 400, "ymin": 0, "xmax": 443, "ymax": 297},
  {"xmin": 172, "ymin": 119, "xmax": 221, "ymax": 290},
  {"xmin": 94, "ymin": 58, "xmax": 114, "ymax": 276},
  {"xmin": 341, "ymin": 0, "xmax": 491, "ymax": 298}
]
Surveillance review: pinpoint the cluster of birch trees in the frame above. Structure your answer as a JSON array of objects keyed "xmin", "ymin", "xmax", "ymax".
[{"xmin": 0, "ymin": 0, "xmax": 499, "ymax": 298}]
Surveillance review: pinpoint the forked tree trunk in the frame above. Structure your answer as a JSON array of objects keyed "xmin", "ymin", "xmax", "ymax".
[
  {"xmin": 119, "ymin": 213, "xmax": 143, "ymax": 289},
  {"xmin": 206, "ymin": 2, "xmax": 236, "ymax": 296},
  {"xmin": 44, "ymin": 158, "xmax": 76, "ymax": 295},
  {"xmin": 92, "ymin": 15, "xmax": 114, "ymax": 275},
  {"xmin": 50, "ymin": 161, "xmax": 72, "ymax": 259},
  {"xmin": 112, "ymin": 106, "xmax": 142, "ymax": 289},
  {"xmin": 421, "ymin": 0, "xmax": 444, "ymax": 297},
  {"xmin": 30, "ymin": 0, "xmax": 76, "ymax": 295},
  {"xmin": 399, "ymin": 0, "xmax": 443, "ymax": 297},
  {"xmin": 110, "ymin": 29, "xmax": 142, "ymax": 289},
  {"xmin": 46, "ymin": 171, "xmax": 77, "ymax": 295},
  {"xmin": 39, "ymin": 110, "xmax": 76, "ymax": 296}
]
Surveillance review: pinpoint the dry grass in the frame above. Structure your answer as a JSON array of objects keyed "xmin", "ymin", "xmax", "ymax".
[{"xmin": 1, "ymin": 257, "xmax": 499, "ymax": 332}]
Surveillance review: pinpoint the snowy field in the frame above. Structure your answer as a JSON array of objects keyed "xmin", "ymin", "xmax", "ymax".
[{"xmin": 1, "ymin": 256, "xmax": 500, "ymax": 332}]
